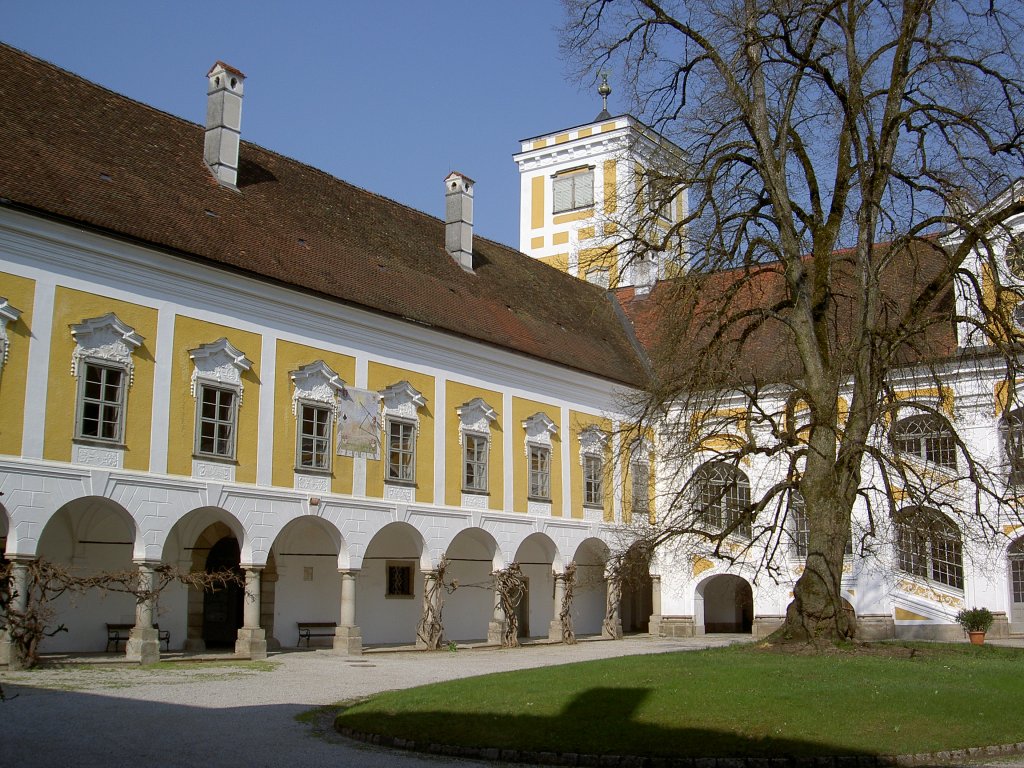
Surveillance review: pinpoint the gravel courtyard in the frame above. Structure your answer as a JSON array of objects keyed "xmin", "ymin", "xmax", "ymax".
[{"xmin": 0, "ymin": 636, "xmax": 740, "ymax": 768}]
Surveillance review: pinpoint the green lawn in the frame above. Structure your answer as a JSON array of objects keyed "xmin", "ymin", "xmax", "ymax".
[{"xmin": 334, "ymin": 643, "xmax": 1024, "ymax": 758}]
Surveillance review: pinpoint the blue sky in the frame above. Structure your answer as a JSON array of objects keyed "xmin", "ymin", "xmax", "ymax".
[{"xmin": 5, "ymin": 1, "xmax": 608, "ymax": 249}]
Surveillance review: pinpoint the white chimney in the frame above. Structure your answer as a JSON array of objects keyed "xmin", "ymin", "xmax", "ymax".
[
  {"xmin": 204, "ymin": 62, "xmax": 245, "ymax": 186},
  {"xmin": 445, "ymin": 171, "xmax": 474, "ymax": 272}
]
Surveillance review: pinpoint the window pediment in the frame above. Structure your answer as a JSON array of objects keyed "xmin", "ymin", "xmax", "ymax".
[
  {"xmin": 523, "ymin": 412, "xmax": 557, "ymax": 455},
  {"xmin": 70, "ymin": 312, "xmax": 143, "ymax": 383},
  {"xmin": 578, "ymin": 425, "xmax": 609, "ymax": 465},
  {"xmin": 189, "ymin": 337, "xmax": 252, "ymax": 400},
  {"xmin": 380, "ymin": 380, "xmax": 426, "ymax": 424},
  {"xmin": 457, "ymin": 397, "xmax": 497, "ymax": 444},
  {"xmin": 290, "ymin": 360, "xmax": 346, "ymax": 415},
  {"xmin": 0, "ymin": 297, "xmax": 22, "ymax": 370}
]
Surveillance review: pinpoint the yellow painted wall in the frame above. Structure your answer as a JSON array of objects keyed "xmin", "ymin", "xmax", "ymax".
[
  {"xmin": 539, "ymin": 254, "xmax": 569, "ymax": 272},
  {"xmin": 600, "ymin": 122, "xmax": 617, "ymax": 133},
  {"xmin": 167, "ymin": 316, "xmax": 262, "ymax": 482},
  {"xmin": 530, "ymin": 236, "xmax": 544, "ymax": 250},
  {"xmin": 569, "ymin": 412, "xmax": 613, "ymax": 521},
  {"xmin": 43, "ymin": 287, "xmax": 158, "ymax": 470},
  {"xmin": 444, "ymin": 381, "xmax": 503, "ymax": 509},
  {"xmin": 552, "ymin": 231, "xmax": 569, "ymax": 246},
  {"xmin": 0, "ymin": 273, "xmax": 35, "ymax": 456},
  {"xmin": 555, "ymin": 133, "xmax": 570, "ymax": 145},
  {"xmin": 578, "ymin": 127, "xmax": 593, "ymax": 138},
  {"xmin": 553, "ymin": 209, "xmax": 593, "ymax": 225},
  {"xmin": 531, "ymin": 176, "xmax": 545, "ymax": 230},
  {"xmin": 603, "ymin": 160, "xmax": 617, "ymax": 215},
  {"xmin": 272, "ymin": 340, "xmax": 357, "ymax": 494},
  {"xmin": 366, "ymin": 363, "xmax": 435, "ymax": 503},
  {"xmin": 578, "ymin": 246, "xmax": 618, "ymax": 286},
  {"xmin": 578, "ymin": 226, "xmax": 595, "ymax": 241},
  {"xmin": 512, "ymin": 397, "xmax": 562, "ymax": 515}
]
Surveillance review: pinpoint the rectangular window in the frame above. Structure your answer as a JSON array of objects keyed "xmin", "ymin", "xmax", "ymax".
[
  {"xmin": 386, "ymin": 561, "xmax": 414, "ymax": 598},
  {"xmin": 195, "ymin": 383, "xmax": 237, "ymax": 459},
  {"xmin": 76, "ymin": 362, "xmax": 126, "ymax": 443},
  {"xmin": 648, "ymin": 176, "xmax": 675, "ymax": 220},
  {"xmin": 386, "ymin": 418, "xmax": 416, "ymax": 483},
  {"xmin": 584, "ymin": 454, "xmax": 603, "ymax": 507},
  {"xmin": 297, "ymin": 402, "xmax": 332, "ymax": 471},
  {"xmin": 552, "ymin": 168, "xmax": 594, "ymax": 214},
  {"xmin": 463, "ymin": 432, "xmax": 488, "ymax": 492},
  {"xmin": 528, "ymin": 444, "xmax": 551, "ymax": 500},
  {"xmin": 631, "ymin": 462, "xmax": 649, "ymax": 516}
]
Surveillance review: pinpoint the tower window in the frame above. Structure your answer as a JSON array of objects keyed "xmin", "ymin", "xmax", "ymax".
[{"xmin": 553, "ymin": 168, "xmax": 594, "ymax": 214}]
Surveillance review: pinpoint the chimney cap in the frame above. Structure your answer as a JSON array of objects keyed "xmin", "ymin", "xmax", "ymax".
[
  {"xmin": 208, "ymin": 61, "xmax": 246, "ymax": 79},
  {"xmin": 445, "ymin": 170, "xmax": 475, "ymax": 185}
]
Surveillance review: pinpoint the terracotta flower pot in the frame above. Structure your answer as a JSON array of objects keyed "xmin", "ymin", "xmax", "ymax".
[{"xmin": 968, "ymin": 631, "xmax": 986, "ymax": 645}]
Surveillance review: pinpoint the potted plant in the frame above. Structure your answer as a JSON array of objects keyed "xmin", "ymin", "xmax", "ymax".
[{"xmin": 955, "ymin": 607, "xmax": 994, "ymax": 645}]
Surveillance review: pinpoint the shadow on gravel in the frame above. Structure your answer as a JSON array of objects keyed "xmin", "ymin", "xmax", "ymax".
[{"xmin": 336, "ymin": 685, "xmax": 889, "ymax": 762}]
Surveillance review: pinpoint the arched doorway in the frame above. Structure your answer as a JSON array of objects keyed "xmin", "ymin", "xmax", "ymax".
[
  {"xmin": 620, "ymin": 543, "xmax": 653, "ymax": 633},
  {"xmin": 443, "ymin": 528, "xmax": 500, "ymax": 643},
  {"xmin": 571, "ymin": 538, "xmax": 610, "ymax": 636},
  {"xmin": 1009, "ymin": 537, "xmax": 1024, "ymax": 634},
  {"xmin": 202, "ymin": 536, "xmax": 243, "ymax": 648},
  {"xmin": 513, "ymin": 533, "xmax": 558, "ymax": 639},
  {"xmin": 701, "ymin": 574, "xmax": 753, "ymax": 634}
]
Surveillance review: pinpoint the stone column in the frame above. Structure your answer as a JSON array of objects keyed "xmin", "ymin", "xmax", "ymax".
[
  {"xmin": 333, "ymin": 569, "xmax": 363, "ymax": 656},
  {"xmin": 548, "ymin": 571, "xmax": 566, "ymax": 641},
  {"xmin": 126, "ymin": 561, "xmax": 161, "ymax": 664},
  {"xmin": 648, "ymin": 575, "xmax": 663, "ymax": 637},
  {"xmin": 234, "ymin": 566, "xmax": 267, "ymax": 659},
  {"xmin": 487, "ymin": 588, "xmax": 505, "ymax": 645},
  {"xmin": 2, "ymin": 558, "xmax": 31, "ymax": 669}
]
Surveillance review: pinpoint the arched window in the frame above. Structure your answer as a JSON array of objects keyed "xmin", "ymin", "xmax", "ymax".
[
  {"xmin": 1009, "ymin": 537, "xmax": 1024, "ymax": 606},
  {"xmin": 891, "ymin": 414, "xmax": 957, "ymax": 469},
  {"xmin": 894, "ymin": 506, "xmax": 963, "ymax": 590},
  {"xmin": 789, "ymin": 492, "xmax": 853, "ymax": 558},
  {"xmin": 692, "ymin": 461, "xmax": 751, "ymax": 537},
  {"xmin": 1003, "ymin": 407, "xmax": 1024, "ymax": 486}
]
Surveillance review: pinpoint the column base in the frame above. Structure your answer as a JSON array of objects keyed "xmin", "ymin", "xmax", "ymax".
[
  {"xmin": 332, "ymin": 625, "xmax": 363, "ymax": 656},
  {"xmin": 125, "ymin": 627, "xmax": 161, "ymax": 665},
  {"xmin": 648, "ymin": 614, "xmax": 662, "ymax": 637},
  {"xmin": 659, "ymin": 616, "xmax": 696, "ymax": 638},
  {"xmin": 235, "ymin": 627, "xmax": 267, "ymax": 660},
  {"xmin": 487, "ymin": 620, "xmax": 505, "ymax": 645},
  {"xmin": 548, "ymin": 619, "xmax": 564, "ymax": 642},
  {"xmin": 1, "ymin": 632, "xmax": 26, "ymax": 670},
  {"xmin": 601, "ymin": 619, "xmax": 623, "ymax": 640}
]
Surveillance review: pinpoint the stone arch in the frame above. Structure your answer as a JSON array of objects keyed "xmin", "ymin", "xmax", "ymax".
[
  {"xmin": 570, "ymin": 537, "xmax": 610, "ymax": 635},
  {"xmin": 513, "ymin": 532, "xmax": 559, "ymax": 639},
  {"xmin": 358, "ymin": 521, "xmax": 426, "ymax": 645},
  {"xmin": 35, "ymin": 496, "xmax": 138, "ymax": 653},
  {"xmin": 267, "ymin": 516, "xmax": 346, "ymax": 648},
  {"xmin": 443, "ymin": 527, "xmax": 501, "ymax": 642},
  {"xmin": 162, "ymin": 508, "xmax": 246, "ymax": 652},
  {"xmin": 619, "ymin": 541, "xmax": 654, "ymax": 634},
  {"xmin": 696, "ymin": 573, "xmax": 753, "ymax": 634}
]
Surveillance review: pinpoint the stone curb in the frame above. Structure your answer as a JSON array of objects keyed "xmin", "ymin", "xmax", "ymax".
[{"xmin": 334, "ymin": 726, "xmax": 1024, "ymax": 767}]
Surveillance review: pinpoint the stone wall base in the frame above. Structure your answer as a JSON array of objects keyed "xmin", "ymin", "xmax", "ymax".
[
  {"xmin": 125, "ymin": 627, "xmax": 161, "ymax": 665},
  {"xmin": 333, "ymin": 625, "xmax": 363, "ymax": 656},
  {"xmin": 895, "ymin": 622, "xmax": 967, "ymax": 642},
  {"xmin": 657, "ymin": 616, "xmax": 696, "ymax": 638},
  {"xmin": 235, "ymin": 627, "xmax": 267, "ymax": 659},
  {"xmin": 548, "ymin": 619, "xmax": 564, "ymax": 642},
  {"xmin": 856, "ymin": 613, "xmax": 896, "ymax": 641},
  {"xmin": 989, "ymin": 612, "xmax": 1010, "ymax": 639},
  {"xmin": 487, "ymin": 620, "xmax": 505, "ymax": 645},
  {"xmin": 601, "ymin": 619, "xmax": 623, "ymax": 640},
  {"xmin": 752, "ymin": 615, "xmax": 785, "ymax": 639}
]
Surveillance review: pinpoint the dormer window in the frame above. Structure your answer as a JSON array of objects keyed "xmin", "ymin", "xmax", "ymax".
[
  {"xmin": 553, "ymin": 167, "xmax": 594, "ymax": 214},
  {"xmin": 189, "ymin": 338, "xmax": 252, "ymax": 461},
  {"xmin": 70, "ymin": 313, "xmax": 143, "ymax": 446}
]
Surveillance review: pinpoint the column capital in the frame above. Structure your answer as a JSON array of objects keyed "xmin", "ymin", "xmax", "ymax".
[
  {"xmin": 132, "ymin": 559, "xmax": 163, "ymax": 569},
  {"xmin": 240, "ymin": 563, "xmax": 265, "ymax": 572},
  {"xmin": 337, "ymin": 568, "xmax": 361, "ymax": 576}
]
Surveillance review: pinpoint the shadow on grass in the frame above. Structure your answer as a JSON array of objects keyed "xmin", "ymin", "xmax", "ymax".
[{"xmin": 336, "ymin": 685, "xmax": 880, "ymax": 760}]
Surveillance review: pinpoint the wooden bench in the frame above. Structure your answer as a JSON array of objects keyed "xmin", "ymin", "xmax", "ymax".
[
  {"xmin": 296, "ymin": 621, "xmax": 337, "ymax": 648},
  {"xmin": 105, "ymin": 623, "xmax": 170, "ymax": 653}
]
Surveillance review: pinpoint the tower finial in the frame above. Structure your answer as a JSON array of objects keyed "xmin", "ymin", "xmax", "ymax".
[{"xmin": 596, "ymin": 70, "xmax": 613, "ymax": 120}]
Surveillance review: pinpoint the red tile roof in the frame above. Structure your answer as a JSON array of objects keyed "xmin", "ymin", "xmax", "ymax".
[
  {"xmin": 617, "ymin": 241, "xmax": 958, "ymax": 389},
  {"xmin": 0, "ymin": 44, "xmax": 649, "ymax": 388}
]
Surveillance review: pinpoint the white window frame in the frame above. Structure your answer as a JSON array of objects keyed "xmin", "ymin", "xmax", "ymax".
[
  {"xmin": 891, "ymin": 413, "xmax": 958, "ymax": 470},
  {"xmin": 630, "ymin": 460, "xmax": 650, "ymax": 516},
  {"xmin": 693, "ymin": 461, "xmax": 752, "ymax": 538},
  {"xmin": 583, "ymin": 453, "xmax": 604, "ymax": 507},
  {"xmin": 552, "ymin": 167, "xmax": 594, "ymax": 214},
  {"xmin": 194, "ymin": 381, "xmax": 239, "ymax": 460},
  {"xmin": 463, "ymin": 431, "xmax": 489, "ymax": 493},
  {"xmin": 0, "ymin": 297, "xmax": 22, "ymax": 377},
  {"xmin": 894, "ymin": 506, "xmax": 964, "ymax": 591},
  {"xmin": 296, "ymin": 400, "xmax": 333, "ymax": 472},
  {"xmin": 189, "ymin": 338, "xmax": 252, "ymax": 465},
  {"xmin": 528, "ymin": 443, "xmax": 551, "ymax": 501},
  {"xmin": 75, "ymin": 359, "xmax": 128, "ymax": 444},
  {"xmin": 386, "ymin": 417, "xmax": 417, "ymax": 484}
]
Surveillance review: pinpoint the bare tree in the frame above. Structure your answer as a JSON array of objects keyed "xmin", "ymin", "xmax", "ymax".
[{"xmin": 564, "ymin": 0, "xmax": 1024, "ymax": 643}]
